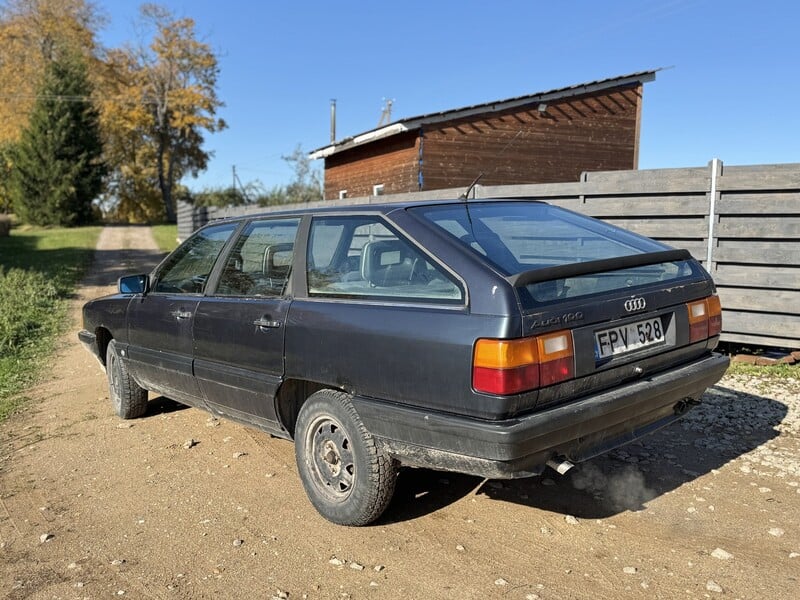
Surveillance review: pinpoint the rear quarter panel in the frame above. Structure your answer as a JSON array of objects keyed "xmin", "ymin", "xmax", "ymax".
[{"xmin": 285, "ymin": 300, "xmax": 528, "ymax": 419}]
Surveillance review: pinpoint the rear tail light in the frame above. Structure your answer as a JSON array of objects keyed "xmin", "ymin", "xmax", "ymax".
[
  {"xmin": 473, "ymin": 329, "xmax": 574, "ymax": 395},
  {"xmin": 687, "ymin": 295, "xmax": 723, "ymax": 342},
  {"xmin": 537, "ymin": 330, "xmax": 575, "ymax": 387}
]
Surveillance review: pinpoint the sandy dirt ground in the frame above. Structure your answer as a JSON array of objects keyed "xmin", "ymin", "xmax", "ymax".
[{"xmin": 1, "ymin": 226, "xmax": 798, "ymax": 600}]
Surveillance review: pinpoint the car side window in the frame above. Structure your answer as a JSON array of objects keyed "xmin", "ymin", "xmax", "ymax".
[
  {"xmin": 215, "ymin": 218, "xmax": 300, "ymax": 297},
  {"xmin": 153, "ymin": 223, "xmax": 238, "ymax": 294},
  {"xmin": 307, "ymin": 216, "xmax": 463, "ymax": 303}
]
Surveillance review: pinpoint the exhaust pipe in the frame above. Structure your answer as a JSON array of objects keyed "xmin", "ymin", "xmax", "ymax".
[{"xmin": 546, "ymin": 457, "xmax": 575, "ymax": 475}]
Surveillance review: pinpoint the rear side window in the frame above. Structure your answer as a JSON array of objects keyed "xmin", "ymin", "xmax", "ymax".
[
  {"xmin": 215, "ymin": 218, "xmax": 300, "ymax": 297},
  {"xmin": 412, "ymin": 202, "xmax": 697, "ymax": 306},
  {"xmin": 306, "ymin": 216, "xmax": 463, "ymax": 304}
]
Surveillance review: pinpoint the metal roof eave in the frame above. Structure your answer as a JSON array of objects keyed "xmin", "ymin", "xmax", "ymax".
[{"xmin": 308, "ymin": 69, "xmax": 658, "ymax": 160}]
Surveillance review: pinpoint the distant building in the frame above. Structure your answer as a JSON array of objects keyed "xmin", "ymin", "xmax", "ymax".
[{"xmin": 309, "ymin": 70, "xmax": 657, "ymax": 200}]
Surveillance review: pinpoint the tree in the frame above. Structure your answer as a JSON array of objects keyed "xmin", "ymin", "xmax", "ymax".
[
  {"xmin": 9, "ymin": 50, "xmax": 105, "ymax": 225},
  {"xmin": 0, "ymin": 0, "xmax": 103, "ymax": 144},
  {"xmin": 281, "ymin": 144, "xmax": 323, "ymax": 204},
  {"xmin": 101, "ymin": 4, "xmax": 225, "ymax": 222},
  {"xmin": 0, "ymin": 143, "xmax": 14, "ymax": 213}
]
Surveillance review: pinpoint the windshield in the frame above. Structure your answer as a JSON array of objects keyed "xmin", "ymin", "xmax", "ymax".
[{"xmin": 411, "ymin": 201, "xmax": 696, "ymax": 306}]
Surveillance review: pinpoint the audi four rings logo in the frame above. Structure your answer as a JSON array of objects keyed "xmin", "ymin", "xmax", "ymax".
[{"xmin": 624, "ymin": 297, "xmax": 647, "ymax": 312}]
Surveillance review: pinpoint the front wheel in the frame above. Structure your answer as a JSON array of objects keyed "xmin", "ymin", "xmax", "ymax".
[
  {"xmin": 106, "ymin": 339, "xmax": 148, "ymax": 419},
  {"xmin": 295, "ymin": 389, "xmax": 398, "ymax": 526}
]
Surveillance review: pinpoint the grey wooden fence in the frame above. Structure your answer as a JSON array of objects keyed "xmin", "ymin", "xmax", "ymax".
[{"xmin": 177, "ymin": 160, "xmax": 800, "ymax": 349}]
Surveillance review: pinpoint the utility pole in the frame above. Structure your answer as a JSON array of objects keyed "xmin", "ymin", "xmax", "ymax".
[{"xmin": 232, "ymin": 165, "xmax": 237, "ymax": 194}]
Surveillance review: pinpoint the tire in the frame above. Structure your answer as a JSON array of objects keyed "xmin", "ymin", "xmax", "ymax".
[
  {"xmin": 295, "ymin": 389, "xmax": 398, "ymax": 526},
  {"xmin": 106, "ymin": 339, "xmax": 148, "ymax": 419}
]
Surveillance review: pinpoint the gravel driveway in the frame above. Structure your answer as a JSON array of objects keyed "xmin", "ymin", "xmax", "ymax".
[{"xmin": 0, "ymin": 226, "xmax": 797, "ymax": 599}]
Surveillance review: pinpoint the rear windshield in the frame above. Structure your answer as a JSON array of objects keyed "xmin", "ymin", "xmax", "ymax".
[{"xmin": 410, "ymin": 202, "xmax": 697, "ymax": 307}]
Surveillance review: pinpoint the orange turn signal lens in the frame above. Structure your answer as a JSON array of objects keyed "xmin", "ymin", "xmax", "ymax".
[{"xmin": 473, "ymin": 338, "xmax": 538, "ymax": 369}]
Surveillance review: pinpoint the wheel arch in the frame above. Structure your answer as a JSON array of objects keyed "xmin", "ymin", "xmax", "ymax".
[
  {"xmin": 95, "ymin": 327, "xmax": 113, "ymax": 367},
  {"xmin": 275, "ymin": 379, "xmax": 346, "ymax": 439}
]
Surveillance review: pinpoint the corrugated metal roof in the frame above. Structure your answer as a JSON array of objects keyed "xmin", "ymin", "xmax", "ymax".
[{"xmin": 309, "ymin": 69, "xmax": 659, "ymax": 159}]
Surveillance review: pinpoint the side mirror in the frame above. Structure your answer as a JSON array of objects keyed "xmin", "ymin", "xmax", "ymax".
[{"xmin": 119, "ymin": 274, "xmax": 149, "ymax": 295}]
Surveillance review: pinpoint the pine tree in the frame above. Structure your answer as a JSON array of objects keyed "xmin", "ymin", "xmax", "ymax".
[{"xmin": 10, "ymin": 50, "xmax": 105, "ymax": 226}]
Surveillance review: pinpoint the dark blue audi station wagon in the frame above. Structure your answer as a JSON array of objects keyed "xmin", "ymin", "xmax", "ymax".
[{"xmin": 79, "ymin": 199, "xmax": 729, "ymax": 525}]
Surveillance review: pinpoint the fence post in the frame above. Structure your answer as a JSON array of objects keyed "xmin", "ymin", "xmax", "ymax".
[{"xmin": 705, "ymin": 158, "xmax": 722, "ymax": 269}]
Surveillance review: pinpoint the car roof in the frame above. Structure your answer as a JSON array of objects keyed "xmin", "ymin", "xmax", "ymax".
[{"xmin": 210, "ymin": 198, "xmax": 550, "ymax": 224}]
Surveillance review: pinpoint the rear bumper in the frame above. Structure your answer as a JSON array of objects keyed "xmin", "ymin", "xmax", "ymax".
[{"xmin": 352, "ymin": 353, "xmax": 730, "ymax": 479}]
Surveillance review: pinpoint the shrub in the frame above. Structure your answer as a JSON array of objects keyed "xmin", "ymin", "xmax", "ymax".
[{"xmin": 0, "ymin": 267, "xmax": 59, "ymax": 353}]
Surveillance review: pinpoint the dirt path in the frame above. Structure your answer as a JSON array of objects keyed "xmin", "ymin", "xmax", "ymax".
[{"xmin": 1, "ymin": 227, "xmax": 798, "ymax": 599}]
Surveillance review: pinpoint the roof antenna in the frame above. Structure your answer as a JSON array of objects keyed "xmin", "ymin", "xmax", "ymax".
[
  {"xmin": 459, "ymin": 172, "xmax": 484, "ymax": 200},
  {"xmin": 378, "ymin": 98, "xmax": 394, "ymax": 126}
]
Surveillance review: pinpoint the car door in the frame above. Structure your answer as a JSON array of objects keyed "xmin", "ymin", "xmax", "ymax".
[
  {"xmin": 125, "ymin": 222, "xmax": 239, "ymax": 406},
  {"xmin": 192, "ymin": 217, "xmax": 301, "ymax": 430}
]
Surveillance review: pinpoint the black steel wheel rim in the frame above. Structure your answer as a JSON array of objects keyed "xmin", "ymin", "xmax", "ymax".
[{"xmin": 305, "ymin": 415, "xmax": 355, "ymax": 502}]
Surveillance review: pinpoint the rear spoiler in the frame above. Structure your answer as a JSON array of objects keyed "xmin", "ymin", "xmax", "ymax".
[{"xmin": 507, "ymin": 249, "xmax": 693, "ymax": 287}]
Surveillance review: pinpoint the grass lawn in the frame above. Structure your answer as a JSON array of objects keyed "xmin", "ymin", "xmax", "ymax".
[
  {"xmin": 0, "ymin": 226, "xmax": 101, "ymax": 420},
  {"xmin": 151, "ymin": 223, "xmax": 179, "ymax": 253}
]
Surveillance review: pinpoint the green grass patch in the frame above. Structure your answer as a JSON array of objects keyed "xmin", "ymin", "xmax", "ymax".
[
  {"xmin": 0, "ymin": 226, "xmax": 101, "ymax": 420},
  {"xmin": 727, "ymin": 360, "xmax": 797, "ymax": 380},
  {"xmin": 151, "ymin": 223, "xmax": 179, "ymax": 253}
]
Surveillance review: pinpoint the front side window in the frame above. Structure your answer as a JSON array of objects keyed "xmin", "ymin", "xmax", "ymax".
[
  {"xmin": 153, "ymin": 223, "xmax": 237, "ymax": 294},
  {"xmin": 215, "ymin": 218, "xmax": 300, "ymax": 297},
  {"xmin": 306, "ymin": 216, "xmax": 463, "ymax": 303}
]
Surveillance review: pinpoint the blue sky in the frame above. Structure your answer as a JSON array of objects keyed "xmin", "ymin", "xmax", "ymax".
[{"xmin": 99, "ymin": 0, "xmax": 799, "ymax": 191}]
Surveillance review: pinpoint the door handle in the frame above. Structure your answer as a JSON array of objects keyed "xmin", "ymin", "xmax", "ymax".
[
  {"xmin": 174, "ymin": 310, "xmax": 193, "ymax": 320},
  {"xmin": 253, "ymin": 318, "xmax": 281, "ymax": 329}
]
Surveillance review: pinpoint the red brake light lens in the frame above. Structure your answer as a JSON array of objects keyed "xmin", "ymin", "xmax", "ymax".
[
  {"xmin": 473, "ymin": 330, "xmax": 574, "ymax": 395},
  {"xmin": 687, "ymin": 295, "xmax": 722, "ymax": 342}
]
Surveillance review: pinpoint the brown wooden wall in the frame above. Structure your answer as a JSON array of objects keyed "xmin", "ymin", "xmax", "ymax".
[
  {"xmin": 421, "ymin": 84, "xmax": 642, "ymax": 190},
  {"xmin": 321, "ymin": 84, "xmax": 643, "ymax": 199},
  {"xmin": 323, "ymin": 131, "xmax": 419, "ymax": 199}
]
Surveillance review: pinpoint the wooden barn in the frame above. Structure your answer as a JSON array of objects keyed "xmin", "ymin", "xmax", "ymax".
[{"xmin": 309, "ymin": 70, "xmax": 657, "ymax": 200}]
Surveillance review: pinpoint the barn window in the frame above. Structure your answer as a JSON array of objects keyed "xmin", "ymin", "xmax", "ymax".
[
  {"xmin": 338, "ymin": 190, "xmax": 348, "ymax": 199},
  {"xmin": 373, "ymin": 184, "xmax": 385, "ymax": 196}
]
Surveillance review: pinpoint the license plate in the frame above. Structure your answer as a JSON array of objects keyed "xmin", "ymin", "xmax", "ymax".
[{"xmin": 595, "ymin": 317, "xmax": 665, "ymax": 359}]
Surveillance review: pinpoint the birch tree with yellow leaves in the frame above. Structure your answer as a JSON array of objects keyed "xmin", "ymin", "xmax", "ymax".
[
  {"xmin": 101, "ymin": 4, "xmax": 225, "ymax": 222},
  {"xmin": 0, "ymin": 1, "xmax": 225, "ymax": 223}
]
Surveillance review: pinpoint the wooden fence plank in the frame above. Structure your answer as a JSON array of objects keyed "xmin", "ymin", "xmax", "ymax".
[
  {"xmin": 549, "ymin": 196, "xmax": 709, "ymax": 217},
  {"xmin": 712, "ymin": 265, "xmax": 800, "ymax": 289},
  {"xmin": 722, "ymin": 309, "xmax": 800, "ymax": 338},
  {"xmin": 720, "ymin": 332, "xmax": 800, "ymax": 348},
  {"xmin": 716, "ymin": 217, "xmax": 800, "ymax": 238},
  {"xmin": 714, "ymin": 241, "xmax": 800, "ymax": 265},
  {"xmin": 717, "ymin": 164, "xmax": 800, "ymax": 191},
  {"xmin": 717, "ymin": 192, "xmax": 800, "ymax": 214},
  {"xmin": 717, "ymin": 288, "xmax": 800, "ymax": 313},
  {"xmin": 603, "ymin": 218, "xmax": 707, "ymax": 238}
]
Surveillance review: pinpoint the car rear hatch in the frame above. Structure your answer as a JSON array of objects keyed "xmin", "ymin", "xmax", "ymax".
[
  {"xmin": 514, "ymin": 249, "xmax": 721, "ymax": 411},
  {"xmin": 409, "ymin": 200, "xmax": 723, "ymax": 417}
]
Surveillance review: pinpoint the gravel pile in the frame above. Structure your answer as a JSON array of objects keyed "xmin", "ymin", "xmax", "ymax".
[
  {"xmin": 585, "ymin": 369, "xmax": 800, "ymax": 484},
  {"xmin": 683, "ymin": 372, "xmax": 800, "ymax": 478}
]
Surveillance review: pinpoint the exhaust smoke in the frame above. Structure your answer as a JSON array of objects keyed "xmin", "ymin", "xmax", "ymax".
[{"xmin": 570, "ymin": 462, "xmax": 656, "ymax": 511}]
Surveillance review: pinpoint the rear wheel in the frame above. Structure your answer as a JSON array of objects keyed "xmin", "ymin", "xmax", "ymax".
[
  {"xmin": 295, "ymin": 389, "xmax": 398, "ymax": 526},
  {"xmin": 106, "ymin": 339, "xmax": 148, "ymax": 419}
]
